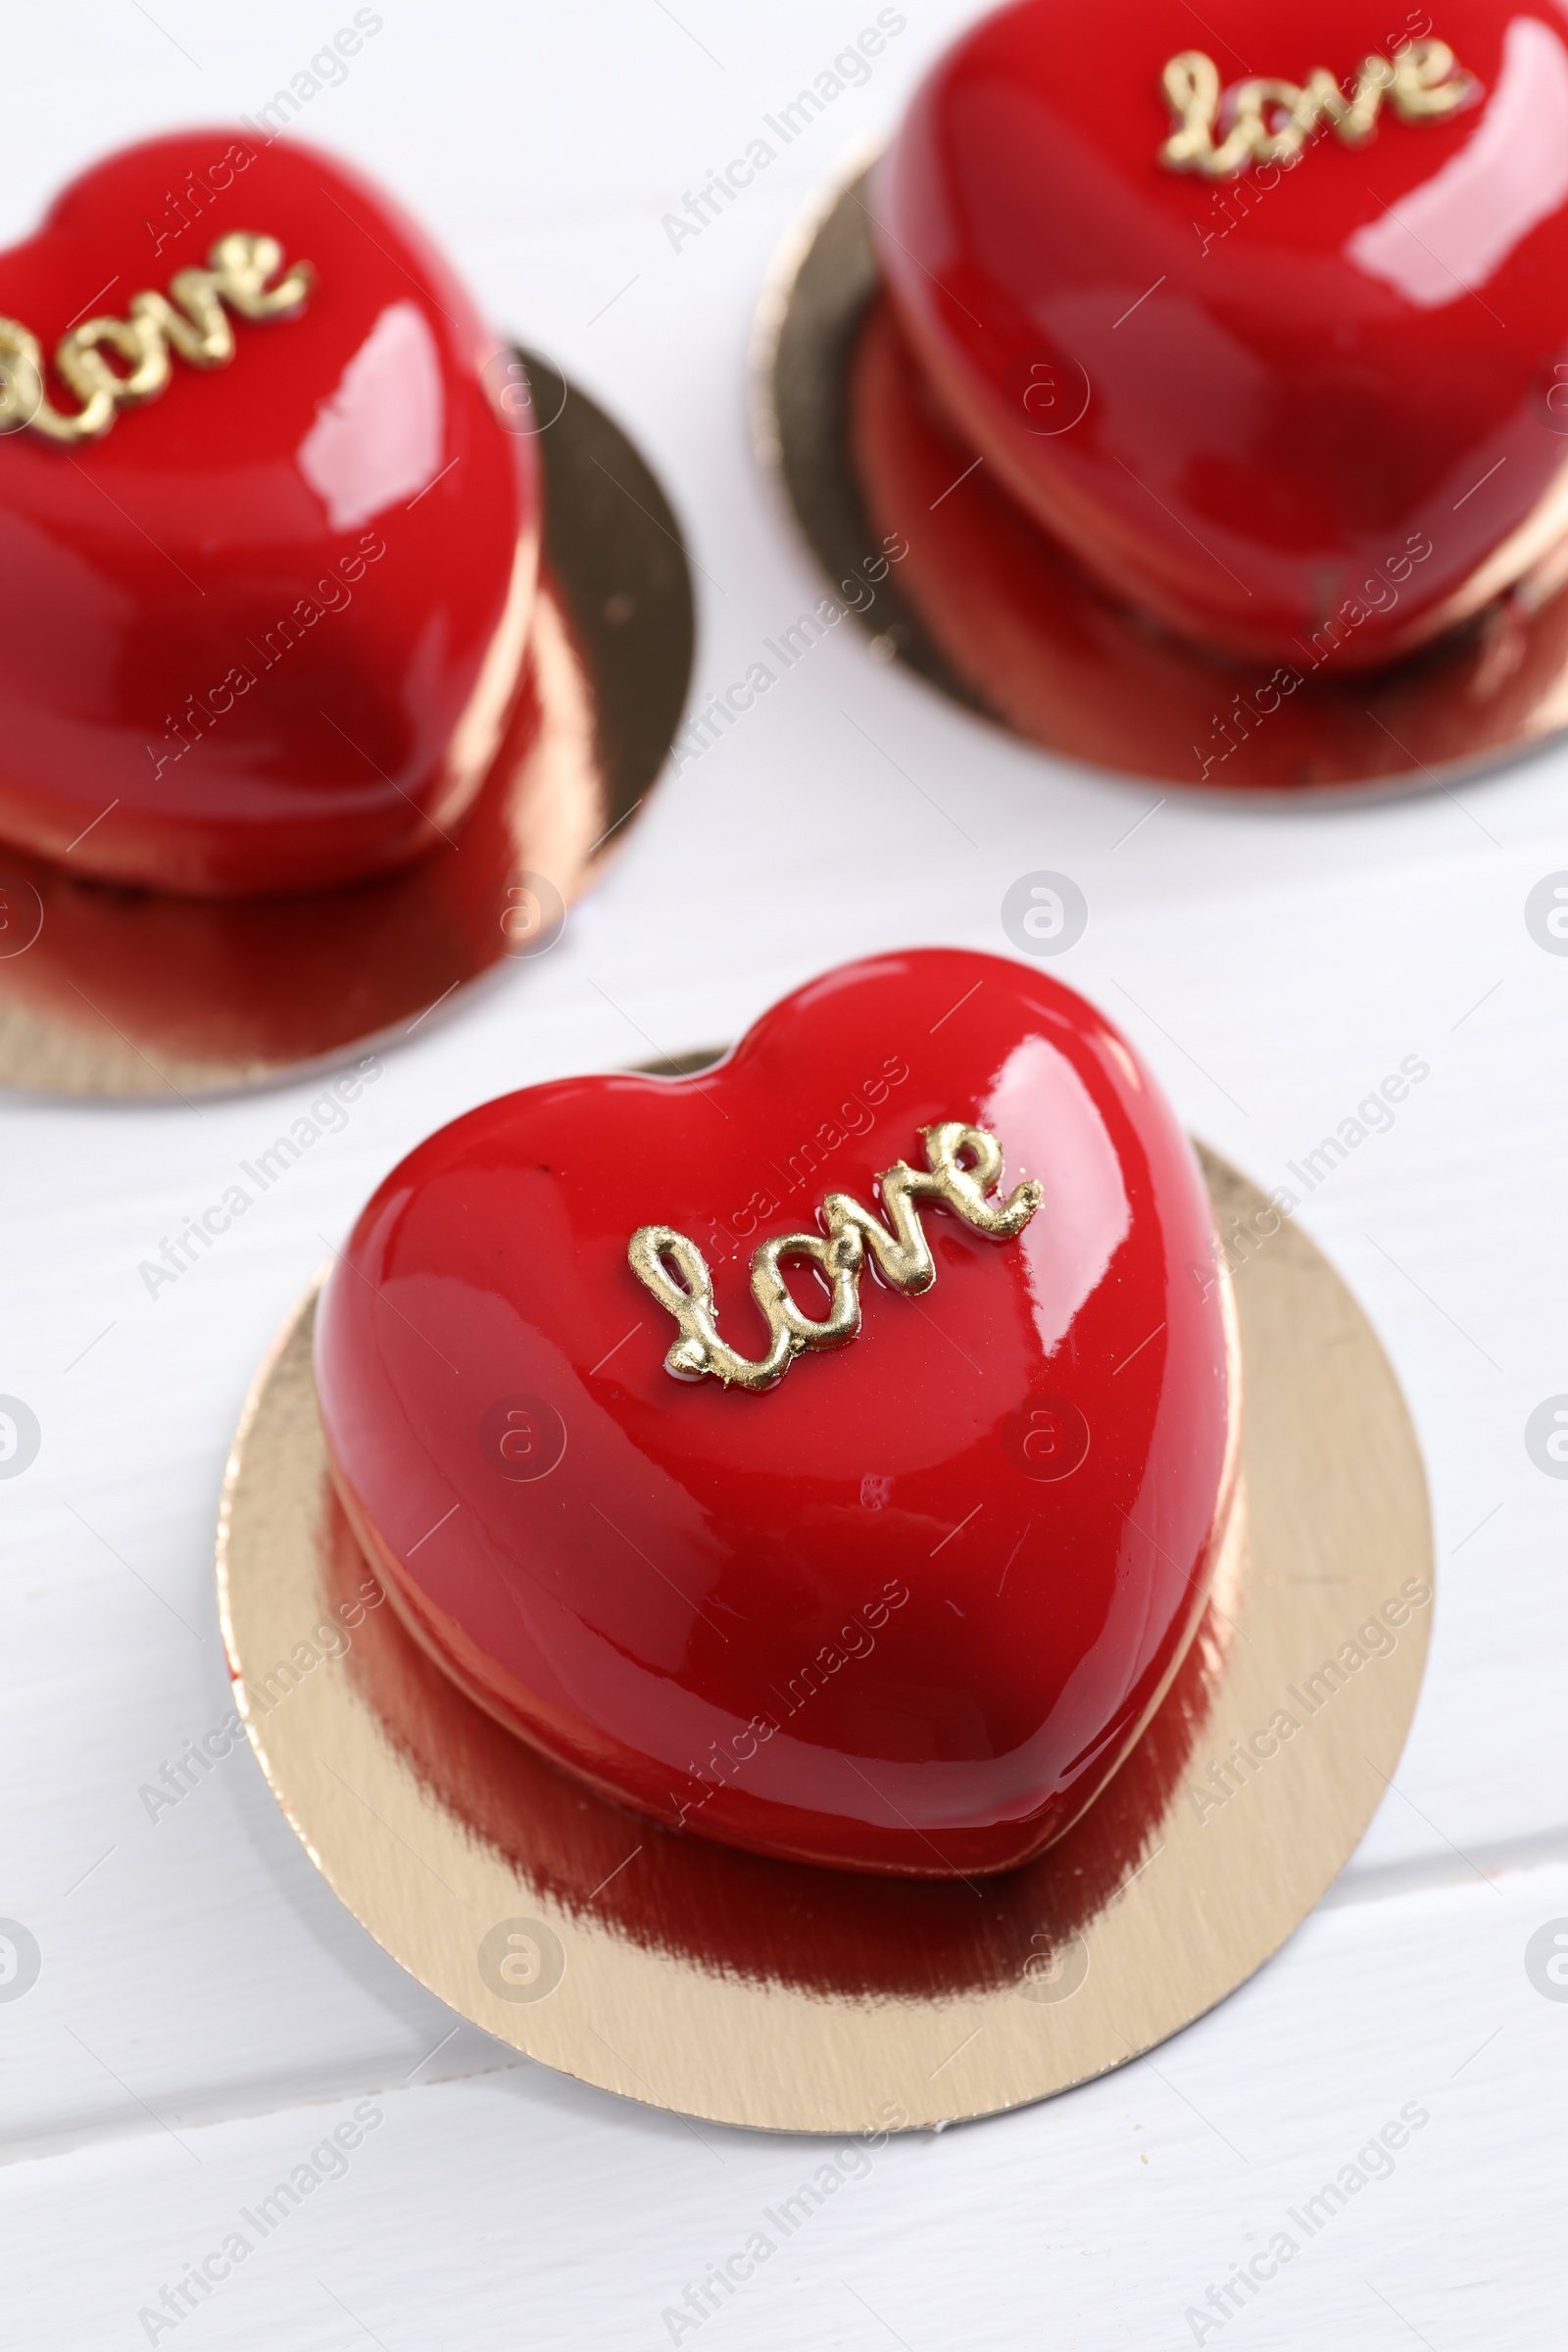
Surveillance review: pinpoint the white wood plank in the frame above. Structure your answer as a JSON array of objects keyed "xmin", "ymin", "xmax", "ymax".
[{"xmin": 2, "ymin": 1863, "xmax": 1562, "ymax": 2347}]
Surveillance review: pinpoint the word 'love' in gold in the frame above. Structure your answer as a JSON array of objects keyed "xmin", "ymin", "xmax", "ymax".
[
  {"xmin": 1159, "ymin": 40, "xmax": 1477, "ymax": 179},
  {"xmin": 628, "ymin": 1122, "xmax": 1041, "ymax": 1395},
  {"xmin": 0, "ymin": 232, "xmax": 314, "ymax": 446}
]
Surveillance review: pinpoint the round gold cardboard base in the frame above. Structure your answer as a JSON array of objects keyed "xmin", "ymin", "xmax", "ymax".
[
  {"xmin": 0, "ymin": 353, "xmax": 694, "ymax": 1099},
  {"xmin": 753, "ymin": 153, "xmax": 1568, "ymax": 800},
  {"xmin": 217, "ymin": 1147, "xmax": 1432, "ymax": 2133}
]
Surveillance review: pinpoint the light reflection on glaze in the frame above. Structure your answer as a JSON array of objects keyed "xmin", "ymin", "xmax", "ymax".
[
  {"xmin": 1348, "ymin": 16, "xmax": 1568, "ymax": 305},
  {"xmin": 983, "ymin": 1032, "xmax": 1130, "ymax": 1363}
]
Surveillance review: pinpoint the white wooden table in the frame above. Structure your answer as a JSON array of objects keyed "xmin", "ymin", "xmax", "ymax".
[{"xmin": 2, "ymin": 6, "xmax": 1564, "ymax": 2345}]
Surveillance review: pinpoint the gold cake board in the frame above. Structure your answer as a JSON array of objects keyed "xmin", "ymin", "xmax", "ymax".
[{"xmin": 217, "ymin": 1148, "xmax": 1431, "ymax": 2133}]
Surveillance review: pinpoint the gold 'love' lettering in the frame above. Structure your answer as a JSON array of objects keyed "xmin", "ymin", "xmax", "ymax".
[
  {"xmin": 1159, "ymin": 39, "xmax": 1478, "ymax": 179},
  {"xmin": 0, "ymin": 231, "xmax": 314, "ymax": 446},
  {"xmin": 628, "ymin": 1121, "xmax": 1042, "ymax": 1394}
]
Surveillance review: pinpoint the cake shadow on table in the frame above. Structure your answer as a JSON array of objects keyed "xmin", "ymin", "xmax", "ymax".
[{"xmin": 319, "ymin": 1468, "xmax": 1227, "ymax": 2005}]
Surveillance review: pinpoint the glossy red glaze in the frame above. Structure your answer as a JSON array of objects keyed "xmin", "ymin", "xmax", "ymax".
[
  {"xmin": 875, "ymin": 2, "xmax": 1568, "ymax": 669},
  {"xmin": 316, "ymin": 1471, "xmax": 1226, "ymax": 1993},
  {"xmin": 0, "ymin": 132, "xmax": 538, "ymax": 894},
  {"xmin": 315, "ymin": 950, "xmax": 1238, "ymax": 1878},
  {"xmin": 849, "ymin": 295, "xmax": 1568, "ymax": 787}
]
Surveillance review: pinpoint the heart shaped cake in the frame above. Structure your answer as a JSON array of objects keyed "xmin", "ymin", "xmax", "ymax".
[
  {"xmin": 0, "ymin": 132, "xmax": 538, "ymax": 893},
  {"xmin": 315, "ymin": 949, "xmax": 1239, "ymax": 1877},
  {"xmin": 874, "ymin": 1, "xmax": 1568, "ymax": 668}
]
